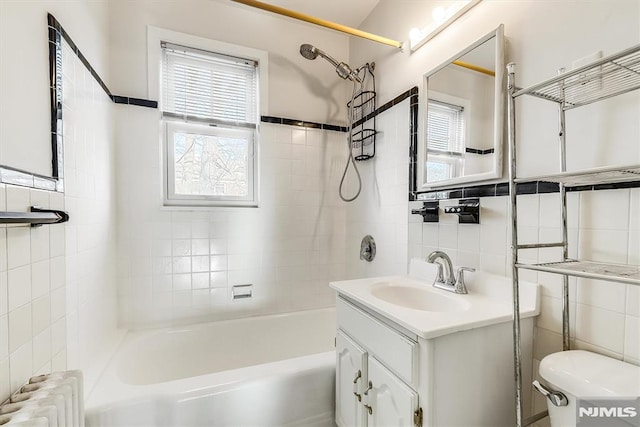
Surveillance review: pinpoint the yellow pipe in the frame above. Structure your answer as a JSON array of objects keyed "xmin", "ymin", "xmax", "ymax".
[
  {"xmin": 452, "ymin": 60, "xmax": 495, "ymax": 77},
  {"xmin": 231, "ymin": 0, "xmax": 403, "ymax": 49}
]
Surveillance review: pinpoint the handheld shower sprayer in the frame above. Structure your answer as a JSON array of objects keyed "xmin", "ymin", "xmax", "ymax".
[
  {"xmin": 299, "ymin": 44, "xmax": 361, "ymax": 83},
  {"xmin": 299, "ymin": 43, "xmax": 376, "ymax": 202}
]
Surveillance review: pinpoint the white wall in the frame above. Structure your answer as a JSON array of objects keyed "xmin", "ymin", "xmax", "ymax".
[
  {"xmin": 0, "ymin": 0, "xmax": 110, "ymax": 177},
  {"xmin": 358, "ymin": 1, "xmax": 640, "ymax": 425},
  {"xmin": 352, "ymin": 0, "xmax": 640, "ymax": 177},
  {"xmin": 108, "ymin": 0, "xmax": 351, "ymax": 124}
]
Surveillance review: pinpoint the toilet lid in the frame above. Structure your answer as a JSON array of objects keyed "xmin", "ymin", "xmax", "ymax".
[{"xmin": 539, "ymin": 350, "xmax": 640, "ymax": 397}]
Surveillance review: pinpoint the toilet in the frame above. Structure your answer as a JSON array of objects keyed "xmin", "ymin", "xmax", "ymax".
[{"xmin": 537, "ymin": 350, "xmax": 640, "ymax": 426}]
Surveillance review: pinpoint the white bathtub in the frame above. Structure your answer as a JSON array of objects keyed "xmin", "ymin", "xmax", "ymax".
[{"xmin": 86, "ymin": 308, "xmax": 337, "ymax": 427}]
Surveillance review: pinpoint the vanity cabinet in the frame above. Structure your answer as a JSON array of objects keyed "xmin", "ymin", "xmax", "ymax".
[
  {"xmin": 333, "ymin": 287, "xmax": 535, "ymax": 427},
  {"xmin": 336, "ymin": 298, "xmax": 420, "ymax": 427}
]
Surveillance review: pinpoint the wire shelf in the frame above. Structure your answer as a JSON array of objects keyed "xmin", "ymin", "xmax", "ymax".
[
  {"xmin": 514, "ymin": 44, "xmax": 640, "ymax": 109},
  {"xmin": 516, "ymin": 260, "xmax": 640, "ymax": 286},
  {"xmin": 515, "ymin": 164, "xmax": 640, "ymax": 186}
]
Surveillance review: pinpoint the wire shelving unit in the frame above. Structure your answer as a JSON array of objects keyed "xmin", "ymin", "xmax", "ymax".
[{"xmin": 507, "ymin": 44, "xmax": 640, "ymax": 427}]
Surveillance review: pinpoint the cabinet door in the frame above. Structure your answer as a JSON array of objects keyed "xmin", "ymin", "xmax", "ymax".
[
  {"xmin": 336, "ymin": 330, "xmax": 367, "ymax": 427},
  {"xmin": 365, "ymin": 356, "xmax": 419, "ymax": 427}
]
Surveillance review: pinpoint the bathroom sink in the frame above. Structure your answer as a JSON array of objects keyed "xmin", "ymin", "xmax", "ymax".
[
  {"xmin": 329, "ymin": 259, "xmax": 540, "ymax": 339},
  {"xmin": 370, "ymin": 282, "xmax": 469, "ymax": 312}
]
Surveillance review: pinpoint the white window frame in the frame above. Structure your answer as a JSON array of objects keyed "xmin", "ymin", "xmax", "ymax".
[
  {"xmin": 165, "ymin": 121, "xmax": 257, "ymax": 206},
  {"xmin": 426, "ymin": 99, "xmax": 466, "ymax": 154},
  {"xmin": 147, "ymin": 27, "xmax": 268, "ymax": 208},
  {"xmin": 418, "ymin": 90, "xmax": 471, "ymax": 189}
]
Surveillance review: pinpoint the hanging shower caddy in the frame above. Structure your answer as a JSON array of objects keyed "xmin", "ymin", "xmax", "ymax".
[
  {"xmin": 348, "ymin": 63, "xmax": 377, "ymax": 161},
  {"xmin": 507, "ymin": 44, "xmax": 640, "ymax": 427}
]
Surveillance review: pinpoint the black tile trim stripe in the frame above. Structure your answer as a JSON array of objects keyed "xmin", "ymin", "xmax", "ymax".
[
  {"xmin": 51, "ymin": 16, "xmax": 112, "ymax": 99},
  {"xmin": 48, "ymin": 14, "xmax": 63, "ymax": 182},
  {"xmin": 112, "ymin": 96, "xmax": 159, "ymax": 108},
  {"xmin": 49, "ymin": 13, "xmax": 157, "ymax": 108},
  {"xmin": 466, "ymin": 147, "xmax": 495, "ymax": 155},
  {"xmin": 260, "ymin": 116, "xmax": 348, "ymax": 132},
  {"xmin": 353, "ymin": 86, "xmax": 418, "ymax": 129},
  {"xmin": 412, "ymin": 179, "xmax": 640, "ymax": 201},
  {"xmin": 409, "ymin": 88, "xmax": 419, "ymax": 196},
  {"xmin": 260, "ymin": 87, "xmax": 420, "ymax": 133}
]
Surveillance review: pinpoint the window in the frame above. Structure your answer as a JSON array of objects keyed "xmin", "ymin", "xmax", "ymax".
[
  {"xmin": 161, "ymin": 42, "xmax": 259, "ymax": 206},
  {"xmin": 425, "ymin": 100, "xmax": 466, "ymax": 182}
]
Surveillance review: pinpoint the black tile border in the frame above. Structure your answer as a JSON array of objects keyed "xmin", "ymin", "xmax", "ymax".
[
  {"xmin": 48, "ymin": 13, "xmax": 63, "ymax": 185},
  {"xmin": 408, "ymin": 88, "xmax": 419, "ymax": 196},
  {"xmin": 412, "ymin": 179, "xmax": 640, "ymax": 201},
  {"xmin": 466, "ymin": 147, "xmax": 495, "ymax": 155},
  {"xmin": 113, "ymin": 96, "xmax": 159, "ymax": 109},
  {"xmin": 260, "ymin": 116, "xmax": 347, "ymax": 132},
  {"xmin": 259, "ymin": 86, "xmax": 420, "ymax": 134}
]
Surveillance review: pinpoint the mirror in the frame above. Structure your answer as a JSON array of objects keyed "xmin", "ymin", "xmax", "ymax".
[{"xmin": 416, "ymin": 25, "xmax": 504, "ymax": 189}]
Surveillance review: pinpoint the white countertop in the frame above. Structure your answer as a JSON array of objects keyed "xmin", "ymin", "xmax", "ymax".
[{"xmin": 329, "ymin": 261, "xmax": 540, "ymax": 340}]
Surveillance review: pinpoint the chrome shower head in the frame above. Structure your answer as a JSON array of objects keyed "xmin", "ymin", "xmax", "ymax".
[
  {"xmin": 299, "ymin": 43, "xmax": 361, "ymax": 83},
  {"xmin": 299, "ymin": 44, "xmax": 318, "ymax": 60}
]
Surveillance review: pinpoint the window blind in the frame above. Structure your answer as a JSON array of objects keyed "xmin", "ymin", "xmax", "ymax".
[
  {"xmin": 161, "ymin": 42, "xmax": 258, "ymax": 128},
  {"xmin": 427, "ymin": 100, "xmax": 465, "ymax": 153}
]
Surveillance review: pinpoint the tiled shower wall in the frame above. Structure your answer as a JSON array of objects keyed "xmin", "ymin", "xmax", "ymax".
[
  {"xmin": 0, "ymin": 39, "xmax": 119, "ymax": 400},
  {"xmin": 116, "ymin": 108, "xmax": 348, "ymax": 327},
  {"xmin": 409, "ymin": 188, "xmax": 640, "ymax": 422},
  {"xmin": 345, "ymin": 99, "xmax": 410, "ymax": 279},
  {"xmin": 61, "ymin": 39, "xmax": 121, "ymax": 389},
  {"xmin": 0, "ymin": 185, "xmax": 66, "ymax": 401}
]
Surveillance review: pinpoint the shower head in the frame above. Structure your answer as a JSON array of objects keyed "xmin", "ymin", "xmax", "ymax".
[
  {"xmin": 299, "ymin": 43, "xmax": 318, "ymax": 60},
  {"xmin": 299, "ymin": 43, "xmax": 361, "ymax": 83}
]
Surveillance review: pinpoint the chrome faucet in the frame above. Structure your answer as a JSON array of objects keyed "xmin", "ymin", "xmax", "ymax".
[
  {"xmin": 426, "ymin": 250, "xmax": 475, "ymax": 294},
  {"xmin": 426, "ymin": 251, "xmax": 455, "ymax": 286}
]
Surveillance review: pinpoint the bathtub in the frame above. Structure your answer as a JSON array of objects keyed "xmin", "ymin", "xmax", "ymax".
[{"xmin": 86, "ymin": 308, "xmax": 337, "ymax": 427}]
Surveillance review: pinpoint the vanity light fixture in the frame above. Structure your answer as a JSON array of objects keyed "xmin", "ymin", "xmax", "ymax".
[{"xmin": 409, "ymin": 0, "xmax": 482, "ymax": 52}]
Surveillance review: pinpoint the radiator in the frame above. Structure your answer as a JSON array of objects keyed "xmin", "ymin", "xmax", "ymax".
[{"xmin": 0, "ymin": 370, "xmax": 83, "ymax": 427}]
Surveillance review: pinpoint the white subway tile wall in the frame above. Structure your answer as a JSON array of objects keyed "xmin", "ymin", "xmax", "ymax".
[
  {"xmin": 61, "ymin": 38, "xmax": 121, "ymax": 391},
  {"xmin": 0, "ymin": 35, "xmax": 122, "ymax": 402},
  {"xmin": 116, "ymin": 111, "xmax": 348, "ymax": 327},
  {"xmin": 345, "ymin": 99, "xmax": 410, "ymax": 280},
  {"xmin": 0, "ymin": 184, "xmax": 66, "ymax": 402}
]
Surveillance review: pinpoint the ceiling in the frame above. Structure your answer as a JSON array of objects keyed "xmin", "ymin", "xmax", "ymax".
[{"xmin": 264, "ymin": 0, "xmax": 381, "ymax": 28}]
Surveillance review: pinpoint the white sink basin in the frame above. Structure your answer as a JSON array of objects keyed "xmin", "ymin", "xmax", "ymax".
[
  {"xmin": 370, "ymin": 282, "xmax": 470, "ymax": 312},
  {"xmin": 329, "ymin": 259, "xmax": 540, "ymax": 339}
]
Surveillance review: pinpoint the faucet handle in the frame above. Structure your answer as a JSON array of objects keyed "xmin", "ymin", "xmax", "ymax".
[{"xmin": 455, "ymin": 267, "xmax": 475, "ymax": 294}]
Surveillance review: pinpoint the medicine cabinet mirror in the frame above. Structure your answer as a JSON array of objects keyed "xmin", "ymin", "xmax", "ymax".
[{"xmin": 416, "ymin": 24, "xmax": 504, "ymax": 190}]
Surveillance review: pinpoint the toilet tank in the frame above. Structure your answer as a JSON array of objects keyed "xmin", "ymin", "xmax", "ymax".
[
  {"xmin": 539, "ymin": 350, "xmax": 640, "ymax": 426},
  {"xmin": 540, "ymin": 350, "xmax": 640, "ymax": 396}
]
